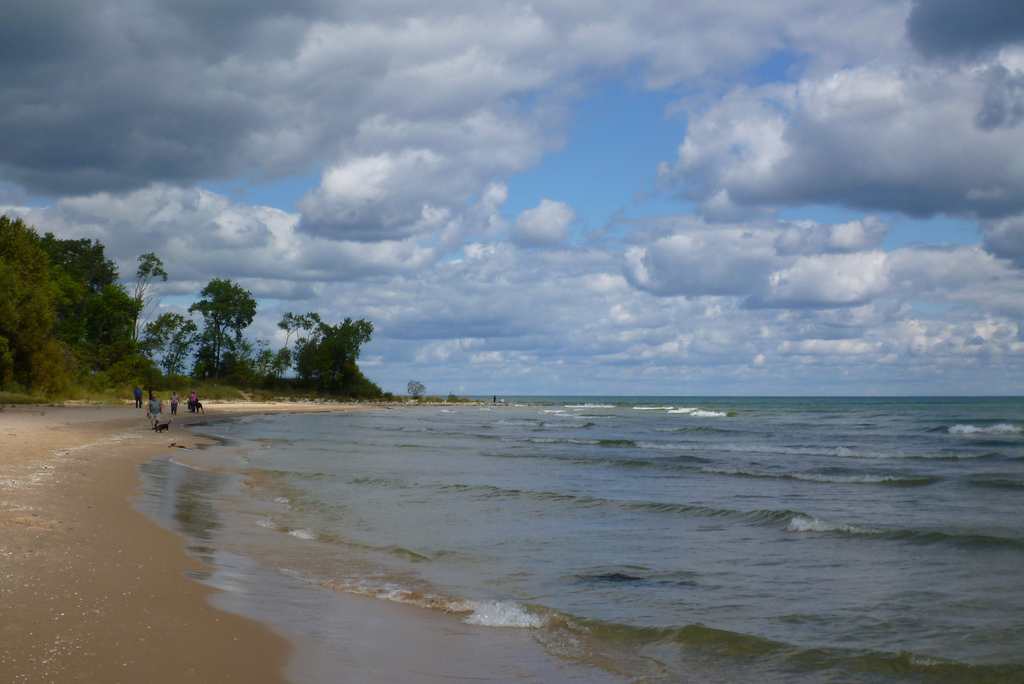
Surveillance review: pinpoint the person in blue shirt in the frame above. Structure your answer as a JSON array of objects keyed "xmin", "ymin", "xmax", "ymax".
[{"xmin": 133, "ymin": 385, "xmax": 143, "ymax": 409}]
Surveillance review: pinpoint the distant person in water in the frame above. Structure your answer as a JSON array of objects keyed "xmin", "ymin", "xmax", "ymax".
[
  {"xmin": 170, "ymin": 391, "xmax": 179, "ymax": 416},
  {"xmin": 133, "ymin": 385, "xmax": 143, "ymax": 409},
  {"xmin": 146, "ymin": 390, "xmax": 162, "ymax": 427}
]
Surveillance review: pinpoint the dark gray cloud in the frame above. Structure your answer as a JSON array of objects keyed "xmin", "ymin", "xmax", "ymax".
[
  {"xmin": 907, "ymin": 0, "xmax": 1024, "ymax": 59},
  {"xmin": 983, "ymin": 215, "xmax": 1024, "ymax": 266},
  {"xmin": 977, "ymin": 65, "xmax": 1024, "ymax": 129},
  {"xmin": 0, "ymin": 1, "xmax": 318, "ymax": 195}
]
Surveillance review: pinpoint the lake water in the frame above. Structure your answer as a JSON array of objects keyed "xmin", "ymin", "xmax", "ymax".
[{"xmin": 137, "ymin": 397, "xmax": 1024, "ymax": 682}]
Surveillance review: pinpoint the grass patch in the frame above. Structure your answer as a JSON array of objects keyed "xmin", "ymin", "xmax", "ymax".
[{"xmin": 0, "ymin": 390, "xmax": 43, "ymax": 405}]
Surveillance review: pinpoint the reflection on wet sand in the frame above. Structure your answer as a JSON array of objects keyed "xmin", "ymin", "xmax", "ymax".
[{"xmin": 139, "ymin": 459, "xmax": 225, "ymax": 567}]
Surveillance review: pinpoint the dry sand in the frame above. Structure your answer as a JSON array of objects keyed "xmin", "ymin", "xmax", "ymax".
[{"xmin": 0, "ymin": 401, "xmax": 370, "ymax": 683}]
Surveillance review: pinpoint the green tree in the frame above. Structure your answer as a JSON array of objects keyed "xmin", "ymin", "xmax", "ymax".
[
  {"xmin": 294, "ymin": 317, "xmax": 376, "ymax": 394},
  {"xmin": 132, "ymin": 253, "xmax": 168, "ymax": 344},
  {"xmin": 188, "ymin": 279, "xmax": 257, "ymax": 378},
  {"xmin": 0, "ymin": 216, "xmax": 60, "ymax": 392},
  {"xmin": 38, "ymin": 232, "xmax": 133, "ymax": 371},
  {"xmin": 141, "ymin": 312, "xmax": 198, "ymax": 376},
  {"xmin": 407, "ymin": 380, "xmax": 425, "ymax": 398}
]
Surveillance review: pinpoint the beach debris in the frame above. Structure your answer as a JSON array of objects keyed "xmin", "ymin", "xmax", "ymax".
[{"xmin": 167, "ymin": 442, "xmax": 190, "ymax": 450}]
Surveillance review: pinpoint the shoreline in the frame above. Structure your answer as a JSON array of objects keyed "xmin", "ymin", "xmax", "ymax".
[
  {"xmin": 0, "ymin": 402, "xmax": 374, "ymax": 683},
  {"xmin": 1, "ymin": 401, "xmax": 613, "ymax": 683}
]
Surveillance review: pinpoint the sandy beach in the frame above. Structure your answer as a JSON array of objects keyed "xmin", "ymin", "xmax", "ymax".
[
  {"xmin": 0, "ymin": 401, "xmax": 364, "ymax": 683},
  {"xmin": 1, "ymin": 402, "xmax": 607, "ymax": 683}
]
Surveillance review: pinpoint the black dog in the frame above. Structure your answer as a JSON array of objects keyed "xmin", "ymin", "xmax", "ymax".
[
  {"xmin": 193, "ymin": 400, "xmax": 204, "ymax": 414},
  {"xmin": 154, "ymin": 420, "xmax": 171, "ymax": 432}
]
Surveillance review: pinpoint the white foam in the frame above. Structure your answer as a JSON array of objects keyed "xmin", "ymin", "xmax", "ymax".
[
  {"xmin": 319, "ymin": 579, "xmax": 544, "ymax": 628},
  {"xmin": 288, "ymin": 528, "xmax": 315, "ymax": 540},
  {"xmin": 255, "ymin": 517, "xmax": 275, "ymax": 529},
  {"xmin": 948, "ymin": 423, "xmax": 1021, "ymax": 435},
  {"xmin": 564, "ymin": 404, "xmax": 615, "ymax": 409},
  {"xmin": 461, "ymin": 600, "xmax": 546, "ymax": 628},
  {"xmin": 786, "ymin": 515, "xmax": 868, "ymax": 534},
  {"xmin": 633, "ymin": 406, "xmax": 674, "ymax": 411},
  {"xmin": 273, "ymin": 496, "xmax": 290, "ymax": 506},
  {"xmin": 667, "ymin": 408, "xmax": 726, "ymax": 417}
]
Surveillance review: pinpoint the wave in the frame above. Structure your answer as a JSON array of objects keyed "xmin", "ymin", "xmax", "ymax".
[
  {"xmin": 701, "ymin": 467, "xmax": 939, "ymax": 487},
  {"xmin": 633, "ymin": 406, "xmax": 675, "ymax": 410},
  {"xmin": 668, "ymin": 408, "xmax": 729, "ymax": 417},
  {"xmin": 573, "ymin": 566, "xmax": 701, "ymax": 587},
  {"xmin": 948, "ymin": 423, "xmax": 1022, "ymax": 436},
  {"xmin": 320, "ymin": 577, "xmax": 544, "ymax": 628},
  {"xmin": 435, "ymin": 481, "xmax": 1024, "ymax": 551},
  {"xmin": 655, "ymin": 425, "xmax": 738, "ymax": 434},
  {"xmin": 785, "ymin": 514, "xmax": 1024, "ymax": 550},
  {"xmin": 834, "ymin": 446, "xmax": 1003, "ymax": 461},
  {"xmin": 521, "ymin": 436, "xmax": 639, "ymax": 448},
  {"xmin": 482, "ymin": 449, "xmax": 711, "ymax": 470},
  {"xmin": 537, "ymin": 613, "xmax": 1024, "ymax": 683},
  {"xmin": 312, "ymin": 569, "xmax": 1024, "ymax": 681},
  {"xmin": 564, "ymin": 403, "xmax": 616, "ymax": 409},
  {"xmin": 965, "ymin": 475, "xmax": 1024, "ymax": 490}
]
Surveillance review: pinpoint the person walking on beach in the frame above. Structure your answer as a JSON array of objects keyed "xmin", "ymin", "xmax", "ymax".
[
  {"xmin": 188, "ymin": 390, "xmax": 197, "ymax": 413},
  {"xmin": 146, "ymin": 390, "xmax": 162, "ymax": 427},
  {"xmin": 133, "ymin": 385, "xmax": 143, "ymax": 409},
  {"xmin": 170, "ymin": 391, "xmax": 179, "ymax": 416}
]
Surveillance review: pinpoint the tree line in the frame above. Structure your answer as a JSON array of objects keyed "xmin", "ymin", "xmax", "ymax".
[{"xmin": 0, "ymin": 215, "xmax": 382, "ymax": 398}]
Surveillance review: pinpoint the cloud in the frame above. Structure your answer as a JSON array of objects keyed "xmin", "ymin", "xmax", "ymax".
[
  {"xmin": 982, "ymin": 214, "xmax": 1024, "ymax": 266},
  {"xmin": 907, "ymin": 0, "xmax": 1024, "ymax": 60},
  {"xmin": 774, "ymin": 217, "xmax": 888, "ymax": 255},
  {"xmin": 663, "ymin": 61, "xmax": 1024, "ymax": 219},
  {"xmin": 0, "ymin": 0, "xmax": 906, "ymax": 200},
  {"xmin": 5, "ymin": 184, "xmax": 436, "ymax": 285},
  {"xmin": 513, "ymin": 199, "xmax": 574, "ymax": 246},
  {"xmin": 297, "ymin": 108, "xmax": 547, "ymax": 241},
  {"xmin": 759, "ymin": 252, "xmax": 890, "ymax": 307},
  {"xmin": 624, "ymin": 224, "xmax": 778, "ymax": 296}
]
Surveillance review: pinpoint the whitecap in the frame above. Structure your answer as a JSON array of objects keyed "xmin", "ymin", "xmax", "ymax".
[
  {"xmin": 786, "ymin": 515, "xmax": 869, "ymax": 535},
  {"xmin": 948, "ymin": 423, "xmax": 1021, "ymax": 436},
  {"xmin": 288, "ymin": 528, "xmax": 316, "ymax": 540},
  {"xmin": 668, "ymin": 408, "xmax": 726, "ymax": 417},
  {"xmin": 633, "ymin": 406, "xmax": 674, "ymax": 411}
]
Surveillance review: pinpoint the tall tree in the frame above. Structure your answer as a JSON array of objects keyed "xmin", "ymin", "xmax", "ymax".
[
  {"xmin": 39, "ymin": 233, "xmax": 133, "ymax": 370},
  {"xmin": 132, "ymin": 252, "xmax": 168, "ymax": 344},
  {"xmin": 141, "ymin": 312, "xmax": 198, "ymax": 376},
  {"xmin": 0, "ymin": 216, "xmax": 65, "ymax": 392},
  {"xmin": 188, "ymin": 279, "xmax": 257, "ymax": 378},
  {"xmin": 294, "ymin": 317, "xmax": 375, "ymax": 393}
]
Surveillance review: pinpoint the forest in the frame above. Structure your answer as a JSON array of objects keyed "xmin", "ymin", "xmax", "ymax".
[{"xmin": 0, "ymin": 214, "xmax": 384, "ymax": 400}]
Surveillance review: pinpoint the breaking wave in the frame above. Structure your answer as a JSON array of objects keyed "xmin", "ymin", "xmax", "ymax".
[
  {"xmin": 701, "ymin": 467, "xmax": 940, "ymax": 487},
  {"xmin": 948, "ymin": 423, "xmax": 1022, "ymax": 436}
]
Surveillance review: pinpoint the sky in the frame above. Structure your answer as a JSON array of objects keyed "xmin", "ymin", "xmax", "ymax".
[{"xmin": 3, "ymin": 0, "xmax": 1024, "ymax": 396}]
